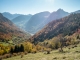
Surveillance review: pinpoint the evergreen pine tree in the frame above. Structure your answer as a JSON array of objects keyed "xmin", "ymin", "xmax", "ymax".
[{"xmin": 20, "ymin": 44, "xmax": 24, "ymax": 52}]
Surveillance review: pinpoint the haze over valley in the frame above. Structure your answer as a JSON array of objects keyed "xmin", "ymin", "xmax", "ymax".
[{"xmin": 0, "ymin": 0, "xmax": 80, "ymax": 60}]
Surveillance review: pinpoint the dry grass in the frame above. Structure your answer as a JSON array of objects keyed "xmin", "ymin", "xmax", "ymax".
[{"xmin": 3, "ymin": 44, "xmax": 80, "ymax": 60}]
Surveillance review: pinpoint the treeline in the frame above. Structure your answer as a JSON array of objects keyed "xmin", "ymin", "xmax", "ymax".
[
  {"xmin": 0, "ymin": 30, "xmax": 79, "ymax": 59},
  {"xmin": 0, "ymin": 33, "xmax": 80, "ymax": 56},
  {"xmin": 38, "ymin": 33, "xmax": 80, "ymax": 49},
  {"xmin": 0, "ymin": 42, "xmax": 49, "ymax": 55},
  {"xmin": 10, "ymin": 44, "xmax": 24, "ymax": 54}
]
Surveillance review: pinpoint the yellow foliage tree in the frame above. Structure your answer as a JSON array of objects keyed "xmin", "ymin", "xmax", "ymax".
[{"xmin": 24, "ymin": 42, "xmax": 33, "ymax": 53}]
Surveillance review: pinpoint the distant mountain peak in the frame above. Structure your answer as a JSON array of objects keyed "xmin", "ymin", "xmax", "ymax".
[
  {"xmin": 2, "ymin": 12, "xmax": 11, "ymax": 15},
  {"xmin": 57, "ymin": 8, "xmax": 64, "ymax": 12},
  {"xmin": 0, "ymin": 13, "xmax": 3, "ymax": 17},
  {"xmin": 2, "ymin": 12, "xmax": 22, "ymax": 20}
]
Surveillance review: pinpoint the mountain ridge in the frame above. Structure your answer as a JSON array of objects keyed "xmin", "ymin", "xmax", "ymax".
[
  {"xmin": 12, "ymin": 14, "xmax": 32, "ymax": 29},
  {"xmin": 25, "ymin": 11, "xmax": 50, "ymax": 34},
  {"xmin": 30, "ymin": 13, "xmax": 80, "ymax": 43},
  {"xmin": 2, "ymin": 12, "xmax": 22, "ymax": 20},
  {"xmin": 0, "ymin": 13, "xmax": 31, "ymax": 44}
]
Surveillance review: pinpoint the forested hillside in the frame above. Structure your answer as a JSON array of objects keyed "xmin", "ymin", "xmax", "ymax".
[
  {"xmin": 0, "ymin": 13, "xmax": 31, "ymax": 43},
  {"xmin": 30, "ymin": 13, "xmax": 80, "ymax": 43}
]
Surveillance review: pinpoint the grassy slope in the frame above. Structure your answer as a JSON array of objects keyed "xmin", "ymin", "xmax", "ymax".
[{"xmin": 3, "ymin": 44, "xmax": 80, "ymax": 60}]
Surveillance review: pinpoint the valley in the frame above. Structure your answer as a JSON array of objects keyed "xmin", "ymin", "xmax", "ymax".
[
  {"xmin": 0, "ymin": 0, "xmax": 80, "ymax": 60},
  {"xmin": 0, "ymin": 11, "xmax": 80, "ymax": 60}
]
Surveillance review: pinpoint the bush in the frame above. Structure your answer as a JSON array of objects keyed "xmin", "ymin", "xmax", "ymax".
[
  {"xmin": 47, "ymin": 50, "xmax": 50, "ymax": 54},
  {"xmin": 24, "ymin": 52, "xmax": 27, "ymax": 55},
  {"xmin": 74, "ymin": 45, "xmax": 77, "ymax": 47},
  {"xmin": 45, "ymin": 48, "xmax": 51, "ymax": 54},
  {"xmin": 53, "ymin": 57, "xmax": 57, "ymax": 59},
  {"xmin": 58, "ymin": 48, "xmax": 63, "ymax": 52},
  {"xmin": 44, "ymin": 52, "xmax": 47, "ymax": 54},
  {"xmin": 31, "ymin": 48, "xmax": 37, "ymax": 53},
  {"xmin": 75, "ymin": 51, "xmax": 80, "ymax": 53},
  {"xmin": 24, "ymin": 42, "xmax": 33, "ymax": 53},
  {"xmin": 72, "ymin": 46, "xmax": 74, "ymax": 48},
  {"xmin": 20, "ymin": 52, "xmax": 24, "ymax": 58},
  {"xmin": 68, "ymin": 47, "xmax": 70, "ymax": 49},
  {"xmin": 21, "ymin": 54, "xmax": 24, "ymax": 58},
  {"xmin": 0, "ymin": 56, "xmax": 2, "ymax": 60},
  {"xmin": 17, "ymin": 52, "xmax": 21, "ymax": 55},
  {"xmin": 13, "ymin": 53, "xmax": 17, "ymax": 56},
  {"xmin": 3, "ymin": 54, "xmax": 11, "ymax": 58},
  {"xmin": 62, "ymin": 56, "xmax": 66, "ymax": 59}
]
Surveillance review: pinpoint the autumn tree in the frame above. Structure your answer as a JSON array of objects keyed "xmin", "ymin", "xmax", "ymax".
[{"xmin": 24, "ymin": 42, "xmax": 33, "ymax": 53}]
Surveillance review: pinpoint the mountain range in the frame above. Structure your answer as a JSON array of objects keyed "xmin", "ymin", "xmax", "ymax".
[
  {"xmin": 12, "ymin": 14, "xmax": 32, "ymax": 29},
  {"xmin": 30, "ymin": 13, "xmax": 80, "ymax": 43},
  {"xmin": 25, "ymin": 9, "xmax": 80, "ymax": 34},
  {"xmin": 43, "ymin": 9, "xmax": 69, "ymax": 25},
  {"xmin": 2, "ymin": 12, "xmax": 21, "ymax": 20},
  {"xmin": 25, "ymin": 11, "xmax": 50, "ymax": 34},
  {"xmin": 2, "ymin": 9, "xmax": 80, "ymax": 35},
  {"xmin": 0, "ymin": 13, "xmax": 31, "ymax": 44},
  {"xmin": 25, "ymin": 9, "xmax": 69, "ymax": 34}
]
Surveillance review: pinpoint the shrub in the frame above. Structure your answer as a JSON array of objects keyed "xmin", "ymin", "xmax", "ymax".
[
  {"xmin": 47, "ymin": 50, "xmax": 50, "ymax": 54},
  {"xmin": 31, "ymin": 48, "xmax": 37, "ymax": 53},
  {"xmin": 24, "ymin": 52, "xmax": 27, "ymax": 55},
  {"xmin": 36, "ymin": 45, "xmax": 42, "ymax": 51},
  {"xmin": 13, "ymin": 53, "xmax": 17, "ymax": 56},
  {"xmin": 0, "ymin": 56, "xmax": 2, "ymax": 60},
  {"xmin": 68, "ymin": 47, "xmax": 70, "ymax": 49},
  {"xmin": 72, "ymin": 46, "xmax": 74, "ymax": 48},
  {"xmin": 17, "ymin": 52, "xmax": 21, "ymax": 55},
  {"xmin": 0, "ymin": 50, "xmax": 4, "ymax": 55},
  {"xmin": 58, "ymin": 48, "xmax": 63, "ymax": 52},
  {"xmin": 63, "ymin": 56, "xmax": 66, "ymax": 59},
  {"xmin": 75, "ymin": 51, "xmax": 80, "ymax": 53},
  {"xmin": 24, "ymin": 42, "xmax": 33, "ymax": 53},
  {"xmin": 53, "ymin": 57, "xmax": 57, "ymax": 59},
  {"xmin": 3, "ymin": 54, "xmax": 12, "ymax": 59},
  {"xmin": 20, "ymin": 52, "xmax": 24, "ymax": 58},
  {"xmin": 44, "ymin": 52, "xmax": 47, "ymax": 54},
  {"xmin": 74, "ymin": 45, "xmax": 77, "ymax": 47}
]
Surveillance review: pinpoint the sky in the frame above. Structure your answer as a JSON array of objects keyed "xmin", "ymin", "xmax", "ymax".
[{"xmin": 0, "ymin": 0, "xmax": 80, "ymax": 14}]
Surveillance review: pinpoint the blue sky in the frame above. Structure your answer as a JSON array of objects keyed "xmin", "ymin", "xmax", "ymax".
[{"xmin": 0, "ymin": 0, "xmax": 80, "ymax": 14}]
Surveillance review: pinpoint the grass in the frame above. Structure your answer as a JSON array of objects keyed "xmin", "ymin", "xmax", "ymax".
[{"xmin": 3, "ymin": 44, "xmax": 80, "ymax": 60}]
